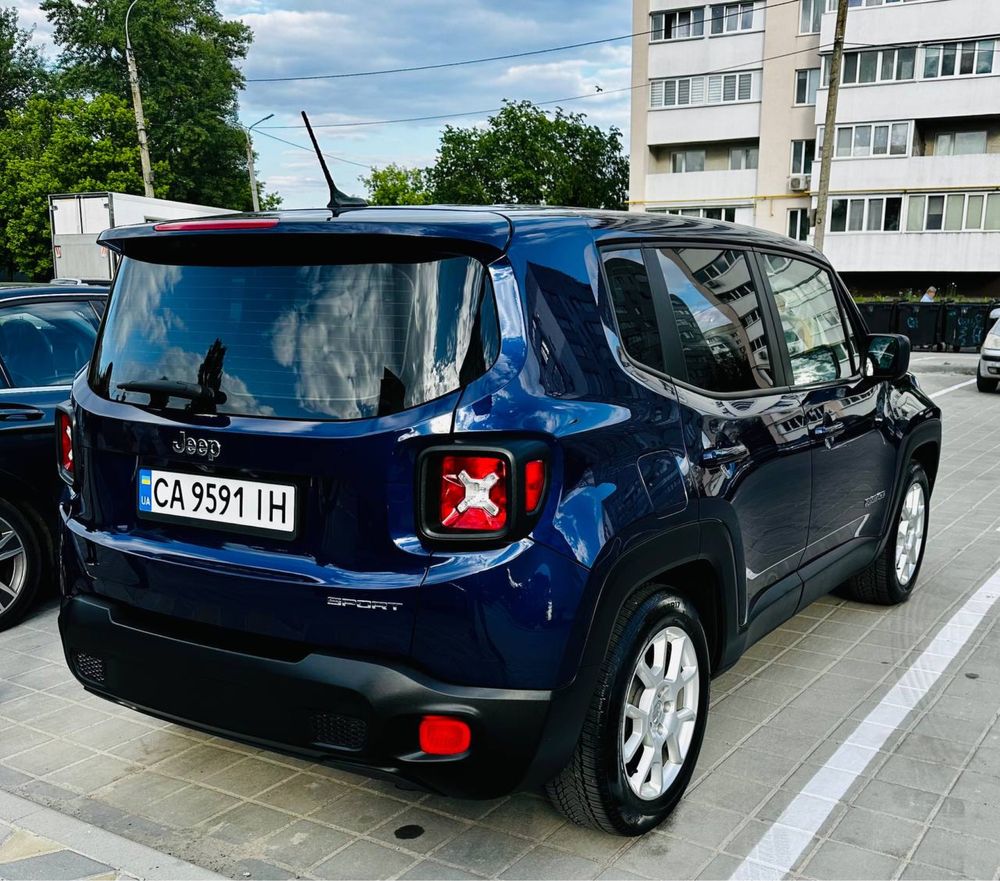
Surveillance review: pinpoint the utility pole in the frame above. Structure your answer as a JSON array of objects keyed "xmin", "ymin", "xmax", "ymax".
[
  {"xmin": 242, "ymin": 114, "xmax": 274, "ymax": 212},
  {"xmin": 125, "ymin": 0, "xmax": 155, "ymax": 198},
  {"xmin": 812, "ymin": 0, "xmax": 849, "ymax": 253}
]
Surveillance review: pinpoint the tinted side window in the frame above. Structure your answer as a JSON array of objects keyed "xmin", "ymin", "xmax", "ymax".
[
  {"xmin": 655, "ymin": 248, "xmax": 774, "ymax": 393},
  {"xmin": 762, "ymin": 255, "xmax": 853, "ymax": 385},
  {"xmin": 604, "ymin": 249, "xmax": 666, "ymax": 373},
  {"xmin": 0, "ymin": 300, "xmax": 100, "ymax": 388}
]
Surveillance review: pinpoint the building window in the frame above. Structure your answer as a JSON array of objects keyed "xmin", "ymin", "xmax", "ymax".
[
  {"xmin": 651, "ymin": 8, "xmax": 706, "ymax": 41},
  {"xmin": 710, "ymin": 2, "xmax": 755, "ymax": 34},
  {"xmin": 660, "ymin": 207, "xmax": 738, "ymax": 222},
  {"xmin": 830, "ymin": 196, "xmax": 902, "ymax": 233},
  {"xmin": 923, "ymin": 40, "xmax": 995, "ymax": 78},
  {"xmin": 827, "ymin": 0, "xmax": 924, "ymax": 9},
  {"xmin": 830, "ymin": 46, "xmax": 917, "ymax": 85},
  {"xmin": 707, "ymin": 72, "xmax": 754, "ymax": 102},
  {"xmin": 651, "ymin": 71, "xmax": 757, "ymax": 108},
  {"xmin": 795, "ymin": 68, "xmax": 820, "ymax": 105},
  {"xmin": 935, "ymin": 131, "xmax": 989, "ymax": 156},
  {"xmin": 820, "ymin": 121, "xmax": 909, "ymax": 159},
  {"xmin": 791, "ymin": 139, "xmax": 815, "ymax": 175},
  {"xmin": 730, "ymin": 146, "xmax": 759, "ymax": 170},
  {"xmin": 906, "ymin": 193, "xmax": 1000, "ymax": 232},
  {"xmin": 800, "ymin": 0, "xmax": 822, "ymax": 34},
  {"xmin": 673, "ymin": 150, "xmax": 706, "ymax": 173},
  {"xmin": 788, "ymin": 208, "xmax": 810, "ymax": 241}
]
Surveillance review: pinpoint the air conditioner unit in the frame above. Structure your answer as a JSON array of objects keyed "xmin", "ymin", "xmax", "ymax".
[{"xmin": 789, "ymin": 174, "xmax": 811, "ymax": 192}]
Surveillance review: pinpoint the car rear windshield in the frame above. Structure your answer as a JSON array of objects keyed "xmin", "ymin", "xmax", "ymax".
[{"xmin": 91, "ymin": 254, "xmax": 499, "ymax": 420}]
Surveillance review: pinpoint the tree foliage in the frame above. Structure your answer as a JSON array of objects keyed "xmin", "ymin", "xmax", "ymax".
[
  {"xmin": 0, "ymin": 6, "xmax": 48, "ymax": 121},
  {"xmin": 361, "ymin": 163, "xmax": 433, "ymax": 206},
  {"xmin": 362, "ymin": 101, "xmax": 629, "ymax": 210},
  {"xmin": 41, "ymin": 0, "xmax": 266, "ymax": 208},
  {"xmin": 0, "ymin": 94, "xmax": 145, "ymax": 278}
]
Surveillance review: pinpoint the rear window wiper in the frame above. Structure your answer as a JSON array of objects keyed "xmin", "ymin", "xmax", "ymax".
[{"xmin": 116, "ymin": 379, "xmax": 227, "ymax": 412}]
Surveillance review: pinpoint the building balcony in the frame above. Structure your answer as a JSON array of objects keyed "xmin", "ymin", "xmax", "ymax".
[
  {"xmin": 815, "ymin": 76, "xmax": 1000, "ymax": 127},
  {"xmin": 821, "ymin": 0, "xmax": 1000, "ymax": 50},
  {"xmin": 822, "ymin": 230, "xmax": 1000, "ymax": 274},
  {"xmin": 647, "ymin": 102, "xmax": 761, "ymax": 147},
  {"xmin": 644, "ymin": 168, "xmax": 759, "ymax": 204},
  {"xmin": 648, "ymin": 31, "xmax": 764, "ymax": 81},
  {"xmin": 827, "ymin": 153, "xmax": 1000, "ymax": 194}
]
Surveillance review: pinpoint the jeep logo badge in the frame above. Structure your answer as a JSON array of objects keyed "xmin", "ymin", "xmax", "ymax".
[{"xmin": 172, "ymin": 431, "xmax": 221, "ymax": 461}]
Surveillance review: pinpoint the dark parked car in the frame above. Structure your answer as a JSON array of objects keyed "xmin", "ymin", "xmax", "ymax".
[
  {"xmin": 0, "ymin": 284, "xmax": 107, "ymax": 629},
  {"xmin": 58, "ymin": 209, "xmax": 940, "ymax": 834}
]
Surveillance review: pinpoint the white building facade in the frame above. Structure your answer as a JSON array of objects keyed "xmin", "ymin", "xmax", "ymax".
[{"xmin": 630, "ymin": 0, "xmax": 1000, "ymax": 296}]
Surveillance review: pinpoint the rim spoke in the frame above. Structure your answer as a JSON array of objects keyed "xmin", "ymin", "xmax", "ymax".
[
  {"xmin": 0, "ymin": 581, "xmax": 17, "ymax": 600},
  {"xmin": 665, "ymin": 634, "xmax": 685, "ymax": 683},
  {"xmin": 664, "ymin": 729, "xmax": 683, "ymax": 764},
  {"xmin": 636, "ymin": 661, "xmax": 658, "ymax": 689},
  {"xmin": 0, "ymin": 531, "xmax": 13, "ymax": 552},
  {"xmin": 623, "ymin": 730, "xmax": 644, "ymax": 762},
  {"xmin": 675, "ymin": 706, "xmax": 696, "ymax": 724},
  {"xmin": 648, "ymin": 758, "xmax": 664, "ymax": 796},
  {"xmin": 0, "ymin": 546, "xmax": 23, "ymax": 563}
]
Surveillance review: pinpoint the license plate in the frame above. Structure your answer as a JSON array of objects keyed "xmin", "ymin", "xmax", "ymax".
[{"xmin": 137, "ymin": 468, "xmax": 296, "ymax": 536}]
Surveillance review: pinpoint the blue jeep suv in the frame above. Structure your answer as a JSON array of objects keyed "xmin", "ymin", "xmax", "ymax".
[{"xmin": 58, "ymin": 208, "xmax": 941, "ymax": 834}]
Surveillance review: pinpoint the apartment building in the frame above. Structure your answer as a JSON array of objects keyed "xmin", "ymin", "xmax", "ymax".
[{"xmin": 630, "ymin": 0, "xmax": 1000, "ymax": 295}]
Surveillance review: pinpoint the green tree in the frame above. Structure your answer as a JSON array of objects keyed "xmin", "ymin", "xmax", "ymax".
[
  {"xmin": 0, "ymin": 6, "xmax": 48, "ymax": 121},
  {"xmin": 41, "ymin": 0, "xmax": 268, "ymax": 209},
  {"xmin": 361, "ymin": 163, "xmax": 433, "ymax": 206},
  {"xmin": 430, "ymin": 100, "xmax": 629, "ymax": 209},
  {"xmin": 0, "ymin": 93, "xmax": 146, "ymax": 278}
]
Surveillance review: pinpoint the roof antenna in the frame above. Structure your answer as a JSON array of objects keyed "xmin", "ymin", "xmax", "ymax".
[{"xmin": 300, "ymin": 110, "xmax": 367, "ymax": 213}]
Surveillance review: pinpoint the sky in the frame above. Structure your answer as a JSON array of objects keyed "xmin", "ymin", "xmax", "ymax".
[{"xmin": 14, "ymin": 0, "xmax": 633, "ymax": 209}]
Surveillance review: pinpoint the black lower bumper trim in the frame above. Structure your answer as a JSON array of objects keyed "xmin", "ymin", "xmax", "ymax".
[{"xmin": 59, "ymin": 594, "xmax": 553, "ymax": 799}]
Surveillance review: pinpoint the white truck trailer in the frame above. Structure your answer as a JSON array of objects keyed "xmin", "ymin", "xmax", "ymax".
[{"xmin": 49, "ymin": 192, "xmax": 234, "ymax": 283}]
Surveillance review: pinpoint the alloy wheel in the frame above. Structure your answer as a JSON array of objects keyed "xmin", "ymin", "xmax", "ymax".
[
  {"xmin": 895, "ymin": 481, "xmax": 926, "ymax": 586},
  {"xmin": 620, "ymin": 625, "xmax": 700, "ymax": 800},
  {"xmin": 0, "ymin": 516, "xmax": 27, "ymax": 616}
]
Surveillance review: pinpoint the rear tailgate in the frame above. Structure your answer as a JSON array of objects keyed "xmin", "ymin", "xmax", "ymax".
[{"xmin": 68, "ymin": 217, "xmax": 508, "ymax": 660}]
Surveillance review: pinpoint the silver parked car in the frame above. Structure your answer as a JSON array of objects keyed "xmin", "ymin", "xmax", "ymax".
[{"xmin": 978, "ymin": 317, "xmax": 1000, "ymax": 393}]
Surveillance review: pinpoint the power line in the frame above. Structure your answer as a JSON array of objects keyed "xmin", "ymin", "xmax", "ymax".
[
  {"xmin": 253, "ymin": 127, "xmax": 372, "ymax": 169},
  {"xmin": 245, "ymin": 0, "xmax": 810, "ymax": 84},
  {"xmin": 260, "ymin": 38, "xmax": 858, "ymax": 131}
]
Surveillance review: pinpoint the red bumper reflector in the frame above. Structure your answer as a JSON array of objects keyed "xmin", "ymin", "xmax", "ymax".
[
  {"xmin": 419, "ymin": 715, "xmax": 471, "ymax": 755},
  {"xmin": 153, "ymin": 218, "xmax": 279, "ymax": 231}
]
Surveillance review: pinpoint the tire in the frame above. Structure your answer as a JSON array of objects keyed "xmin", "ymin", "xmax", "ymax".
[
  {"xmin": 0, "ymin": 497, "xmax": 48, "ymax": 632},
  {"xmin": 546, "ymin": 589, "xmax": 710, "ymax": 835},
  {"xmin": 842, "ymin": 461, "xmax": 929, "ymax": 606},
  {"xmin": 977, "ymin": 374, "xmax": 998, "ymax": 393}
]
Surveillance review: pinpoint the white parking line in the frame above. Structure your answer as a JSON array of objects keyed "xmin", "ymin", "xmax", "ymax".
[
  {"xmin": 729, "ymin": 567, "xmax": 1000, "ymax": 880},
  {"xmin": 930, "ymin": 378, "xmax": 976, "ymax": 397}
]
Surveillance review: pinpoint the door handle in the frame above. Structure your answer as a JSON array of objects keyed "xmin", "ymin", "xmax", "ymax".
[
  {"xmin": 701, "ymin": 443, "xmax": 749, "ymax": 467},
  {"xmin": 812, "ymin": 420, "xmax": 845, "ymax": 439},
  {"xmin": 0, "ymin": 406, "xmax": 44, "ymax": 422}
]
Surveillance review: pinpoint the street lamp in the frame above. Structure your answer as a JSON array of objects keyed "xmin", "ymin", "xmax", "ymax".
[
  {"xmin": 242, "ymin": 114, "xmax": 274, "ymax": 213},
  {"xmin": 125, "ymin": 0, "xmax": 155, "ymax": 198}
]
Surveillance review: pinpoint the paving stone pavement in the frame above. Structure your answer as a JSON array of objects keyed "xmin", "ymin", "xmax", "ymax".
[{"xmin": 2, "ymin": 368, "xmax": 1000, "ymax": 880}]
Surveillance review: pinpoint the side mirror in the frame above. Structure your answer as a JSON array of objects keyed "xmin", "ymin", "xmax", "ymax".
[{"xmin": 865, "ymin": 334, "xmax": 910, "ymax": 381}]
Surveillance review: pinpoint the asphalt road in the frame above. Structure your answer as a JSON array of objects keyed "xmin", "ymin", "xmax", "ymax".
[{"xmin": 1, "ymin": 363, "xmax": 999, "ymax": 881}]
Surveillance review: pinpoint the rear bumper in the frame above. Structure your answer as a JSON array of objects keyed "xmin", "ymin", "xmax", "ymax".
[{"xmin": 58, "ymin": 594, "xmax": 556, "ymax": 799}]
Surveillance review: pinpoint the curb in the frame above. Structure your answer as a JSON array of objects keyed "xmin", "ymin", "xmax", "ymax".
[{"xmin": 0, "ymin": 790, "xmax": 223, "ymax": 880}]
